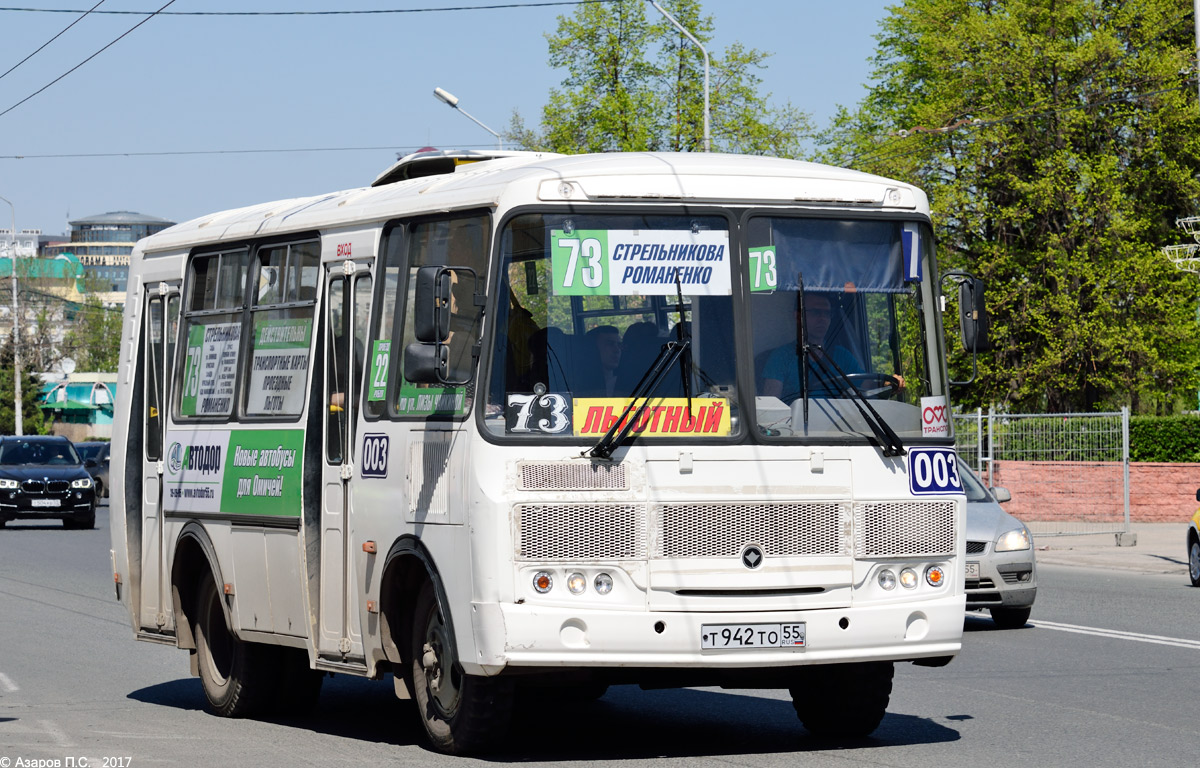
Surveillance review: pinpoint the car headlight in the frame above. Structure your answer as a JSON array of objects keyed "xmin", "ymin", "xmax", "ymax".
[
  {"xmin": 0, "ymin": 478, "xmax": 17, "ymax": 489},
  {"xmin": 995, "ymin": 527, "xmax": 1031, "ymax": 552},
  {"xmin": 71, "ymin": 477, "xmax": 93, "ymax": 489}
]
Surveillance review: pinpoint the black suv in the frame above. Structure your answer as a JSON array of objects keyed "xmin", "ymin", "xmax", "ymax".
[
  {"xmin": 74, "ymin": 441, "xmax": 111, "ymax": 499},
  {"xmin": 0, "ymin": 436, "xmax": 97, "ymax": 529}
]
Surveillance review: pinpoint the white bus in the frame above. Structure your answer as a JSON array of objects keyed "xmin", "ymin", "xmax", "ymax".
[{"xmin": 111, "ymin": 150, "xmax": 973, "ymax": 754}]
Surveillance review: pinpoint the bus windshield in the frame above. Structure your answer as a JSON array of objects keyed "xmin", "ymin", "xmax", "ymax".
[
  {"xmin": 483, "ymin": 211, "xmax": 949, "ymax": 446},
  {"xmin": 748, "ymin": 216, "xmax": 946, "ymax": 442},
  {"xmin": 485, "ymin": 212, "xmax": 738, "ymax": 442}
]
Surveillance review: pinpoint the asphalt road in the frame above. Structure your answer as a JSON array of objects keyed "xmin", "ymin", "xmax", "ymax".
[{"xmin": 3, "ymin": 506, "xmax": 1200, "ymax": 767}]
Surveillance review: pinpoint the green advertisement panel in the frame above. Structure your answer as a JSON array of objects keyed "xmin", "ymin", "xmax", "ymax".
[{"xmin": 219, "ymin": 429, "xmax": 304, "ymax": 517}]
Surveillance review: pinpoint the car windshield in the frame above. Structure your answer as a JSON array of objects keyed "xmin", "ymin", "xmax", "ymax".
[
  {"xmin": 958, "ymin": 462, "xmax": 993, "ymax": 503},
  {"xmin": 0, "ymin": 440, "xmax": 82, "ymax": 466},
  {"xmin": 75, "ymin": 444, "xmax": 101, "ymax": 460},
  {"xmin": 485, "ymin": 212, "xmax": 737, "ymax": 442},
  {"xmin": 748, "ymin": 216, "xmax": 949, "ymax": 443}
]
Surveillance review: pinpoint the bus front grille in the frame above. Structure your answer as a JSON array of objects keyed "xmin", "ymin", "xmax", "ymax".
[
  {"xmin": 517, "ymin": 462, "xmax": 628, "ymax": 491},
  {"xmin": 654, "ymin": 502, "xmax": 847, "ymax": 558},
  {"xmin": 853, "ymin": 501, "xmax": 956, "ymax": 558},
  {"xmin": 516, "ymin": 504, "xmax": 647, "ymax": 560}
]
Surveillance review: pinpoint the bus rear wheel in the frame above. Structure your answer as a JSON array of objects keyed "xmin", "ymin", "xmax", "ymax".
[
  {"xmin": 194, "ymin": 573, "xmax": 272, "ymax": 717},
  {"xmin": 790, "ymin": 661, "xmax": 894, "ymax": 739},
  {"xmin": 410, "ymin": 580, "xmax": 512, "ymax": 754}
]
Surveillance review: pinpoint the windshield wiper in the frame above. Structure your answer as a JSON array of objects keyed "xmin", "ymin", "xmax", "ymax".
[
  {"xmin": 805, "ymin": 346, "xmax": 906, "ymax": 457},
  {"xmin": 587, "ymin": 269, "xmax": 692, "ymax": 460},
  {"xmin": 794, "ymin": 274, "xmax": 904, "ymax": 457}
]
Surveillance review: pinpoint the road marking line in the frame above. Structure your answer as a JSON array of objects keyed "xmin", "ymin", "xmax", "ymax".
[
  {"xmin": 0, "ymin": 672, "xmax": 18, "ymax": 692},
  {"xmin": 1032, "ymin": 619, "xmax": 1200, "ymax": 650}
]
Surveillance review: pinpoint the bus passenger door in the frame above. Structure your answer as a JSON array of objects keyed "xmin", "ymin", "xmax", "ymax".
[
  {"xmin": 318, "ymin": 266, "xmax": 372, "ymax": 659},
  {"xmin": 140, "ymin": 283, "xmax": 180, "ymax": 633}
]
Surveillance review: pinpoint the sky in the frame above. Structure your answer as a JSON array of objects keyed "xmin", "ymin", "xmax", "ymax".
[{"xmin": 0, "ymin": 1, "xmax": 896, "ymax": 236}]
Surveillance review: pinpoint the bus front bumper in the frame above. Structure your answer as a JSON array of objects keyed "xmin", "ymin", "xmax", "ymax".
[{"xmin": 467, "ymin": 595, "xmax": 965, "ymax": 674}]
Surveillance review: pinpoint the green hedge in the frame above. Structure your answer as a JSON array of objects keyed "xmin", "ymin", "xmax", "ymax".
[{"xmin": 1129, "ymin": 415, "xmax": 1200, "ymax": 463}]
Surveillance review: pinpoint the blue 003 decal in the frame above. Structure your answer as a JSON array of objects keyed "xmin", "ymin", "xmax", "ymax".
[
  {"xmin": 361, "ymin": 434, "xmax": 389, "ymax": 479},
  {"xmin": 907, "ymin": 447, "xmax": 964, "ymax": 496}
]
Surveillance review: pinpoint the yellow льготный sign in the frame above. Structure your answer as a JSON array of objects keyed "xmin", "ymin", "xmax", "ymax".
[{"xmin": 572, "ymin": 397, "xmax": 731, "ymax": 437}]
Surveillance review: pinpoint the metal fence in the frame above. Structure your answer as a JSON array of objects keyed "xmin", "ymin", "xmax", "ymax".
[{"xmin": 952, "ymin": 408, "xmax": 1130, "ymax": 538}]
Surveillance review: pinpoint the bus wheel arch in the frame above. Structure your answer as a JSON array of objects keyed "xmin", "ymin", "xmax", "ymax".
[
  {"xmin": 171, "ymin": 523, "xmax": 225, "ymax": 652},
  {"xmin": 379, "ymin": 537, "xmax": 443, "ymax": 672}
]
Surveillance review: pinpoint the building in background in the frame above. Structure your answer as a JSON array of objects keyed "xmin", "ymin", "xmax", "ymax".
[
  {"xmin": 44, "ymin": 211, "xmax": 175, "ymax": 300},
  {"xmin": 39, "ymin": 372, "xmax": 117, "ymax": 440}
]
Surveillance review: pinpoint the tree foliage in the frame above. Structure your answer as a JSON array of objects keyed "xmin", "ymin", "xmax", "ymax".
[
  {"xmin": 818, "ymin": 0, "xmax": 1200, "ymax": 414},
  {"xmin": 509, "ymin": 0, "xmax": 812, "ymax": 156},
  {"xmin": 0, "ymin": 335, "xmax": 46, "ymax": 435},
  {"xmin": 62, "ymin": 293, "xmax": 122, "ymax": 373}
]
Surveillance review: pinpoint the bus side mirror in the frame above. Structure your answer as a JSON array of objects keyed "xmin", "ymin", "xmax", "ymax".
[
  {"xmin": 958, "ymin": 277, "xmax": 991, "ymax": 353},
  {"xmin": 413, "ymin": 265, "xmax": 453, "ymax": 343},
  {"xmin": 403, "ymin": 342, "xmax": 451, "ymax": 384}
]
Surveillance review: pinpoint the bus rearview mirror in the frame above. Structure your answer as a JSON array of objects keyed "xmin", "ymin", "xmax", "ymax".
[
  {"xmin": 413, "ymin": 265, "xmax": 452, "ymax": 343},
  {"xmin": 958, "ymin": 277, "xmax": 991, "ymax": 353}
]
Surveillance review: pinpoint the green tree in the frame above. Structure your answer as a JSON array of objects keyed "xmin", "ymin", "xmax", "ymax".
[
  {"xmin": 509, "ymin": 0, "xmax": 812, "ymax": 156},
  {"xmin": 818, "ymin": 0, "xmax": 1200, "ymax": 414},
  {"xmin": 0, "ymin": 335, "xmax": 46, "ymax": 435},
  {"xmin": 63, "ymin": 294, "xmax": 122, "ymax": 373}
]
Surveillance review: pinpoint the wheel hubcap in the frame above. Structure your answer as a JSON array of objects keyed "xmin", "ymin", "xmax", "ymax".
[
  {"xmin": 422, "ymin": 608, "xmax": 461, "ymax": 717},
  {"xmin": 1190, "ymin": 542, "xmax": 1200, "ymax": 582}
]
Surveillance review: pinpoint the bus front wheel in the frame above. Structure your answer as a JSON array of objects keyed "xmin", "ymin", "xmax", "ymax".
[
  {"xmin": 790, "ymin": 661, "xmax": 894, "ymax": 738},
  {"xmin": 410, "ymin": 580, "xmax": 512, "ymax": 754},
  {"xmin": 194, "ymin": 573, "xmax": 272, "ymax": 717}
]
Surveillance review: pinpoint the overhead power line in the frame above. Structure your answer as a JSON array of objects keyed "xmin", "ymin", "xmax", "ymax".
[
  {"xmin": 0, "ymin": 0, "xmax": 177, "ymax": 120},
  {"xmin": 0, "ymin": 0, "xmax": 106, "ymax": 84},
  {"xmin": 0, "ymin": 1, "xmax": 613, "ymax": 15},
  {"xmin": 0, "ymin": 143, "xmax": 505, "ymax": 160}
]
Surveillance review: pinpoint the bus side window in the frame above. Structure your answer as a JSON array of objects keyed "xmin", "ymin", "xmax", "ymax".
[
  {"xmin": 390, "ymin": 213, "xmax": 490, "ymax": 419},
  {"xmin": 177, "ymin": 249, "xmax": 249, "ymax": 419},
  {"xmin": 243, "ymin": 240, "xmax": 320, "ymax": 418}
]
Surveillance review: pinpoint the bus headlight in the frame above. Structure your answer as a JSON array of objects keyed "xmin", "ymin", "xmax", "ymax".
[
  {"xmin": 566, "ymin": 572, "xmax": 586, "ymax": 594},
  {"xmin": 533, "ymin": 571, "xmax": 553, "ymax": 594},
  {"xmin": 996, "ymin": 527, "xmax": 1031, "ymax": 552},
  {"xmin": 594, "ymin": 573, "xmax": 613, "ymax": 595},
  {"xmin": 899, "ymin": 568, "xmax": 919, "ymax": 589},
  {"xmin": 878, "ymin": 569, "xmax": 897, "ymax": 590}
]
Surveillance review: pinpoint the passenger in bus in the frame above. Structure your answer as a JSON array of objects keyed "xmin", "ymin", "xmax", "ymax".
[
  {"xmin": 761, "ymin": 292, "xmax": 866, "ymax": 400},
  {"xmin": 577, "ymin": 325, "xmax": 622, "ymax": 397}
]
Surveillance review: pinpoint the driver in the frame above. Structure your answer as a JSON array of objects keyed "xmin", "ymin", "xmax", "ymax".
[{"xmin": 761, "ymin": 292, "xmax": 896, "ymax": 399}]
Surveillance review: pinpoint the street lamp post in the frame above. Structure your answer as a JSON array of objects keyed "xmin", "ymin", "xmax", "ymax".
[
  {"xmin": 649, "ymin": 0, "xmax": 710, "ymax": 153},
  {"xmin": 433, "ymin": 87, "xmax": 503, "ymax": 149},
  {"xmin": 0, "ymin": 194, "xmax": 22, "ymax": 436}
]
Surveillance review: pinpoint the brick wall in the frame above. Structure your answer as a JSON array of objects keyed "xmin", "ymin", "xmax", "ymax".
[{"xmin": 987, "ymin": 461, "xmax": 1198, "ymax": 523}]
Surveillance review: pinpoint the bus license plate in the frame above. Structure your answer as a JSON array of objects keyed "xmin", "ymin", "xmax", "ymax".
[
  {"xmin": 965, "ymin": 561, "xmax": 980, "ymax": 578},
  {"xmin": 31, "ymin": 499, "xmax": 60, "ymax": 508},
  {"xmin": 701, "ymin": 623, "xmax": 805, "ymax": 649}
]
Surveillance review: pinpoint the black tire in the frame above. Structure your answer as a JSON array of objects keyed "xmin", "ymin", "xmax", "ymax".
[
  {"xmin": 193, "ymin": 573, "xmax": 273, "ymax": 717},
  {"xmin": 411, "ymin": 580, "xmax": 513, "ymax": 754},
  {"xmin": 790, "ymin": 661, "xmax": 894, "ymax": 739},
  {"xmin": 1189, "ymin": 537, "xmax": 1200, "ymax": 587},
  {"xmin": 93, "ymin": 479, "xmax": 103, "ymax": 499},
  {"xmin": 990, "ymin": 605, "xmax": 1032, "ymax": 630},
  {"xmin": 270, "ymin": 647, "xmax": 324, "ymax": 716}
]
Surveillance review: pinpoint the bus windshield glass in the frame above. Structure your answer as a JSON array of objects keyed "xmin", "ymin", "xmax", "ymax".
[
  {"xmin": 485, "ymin": 212, "xmax": 739, "ymax": 442},
  {"xmin": 748, "ymin": 216, "xmax": 948, "ymax": 442}
]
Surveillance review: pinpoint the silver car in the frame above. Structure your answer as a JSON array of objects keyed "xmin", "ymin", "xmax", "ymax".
[{"xmin": 962, "ymin": 463, "xmax": 1037, "ymax": 628}]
